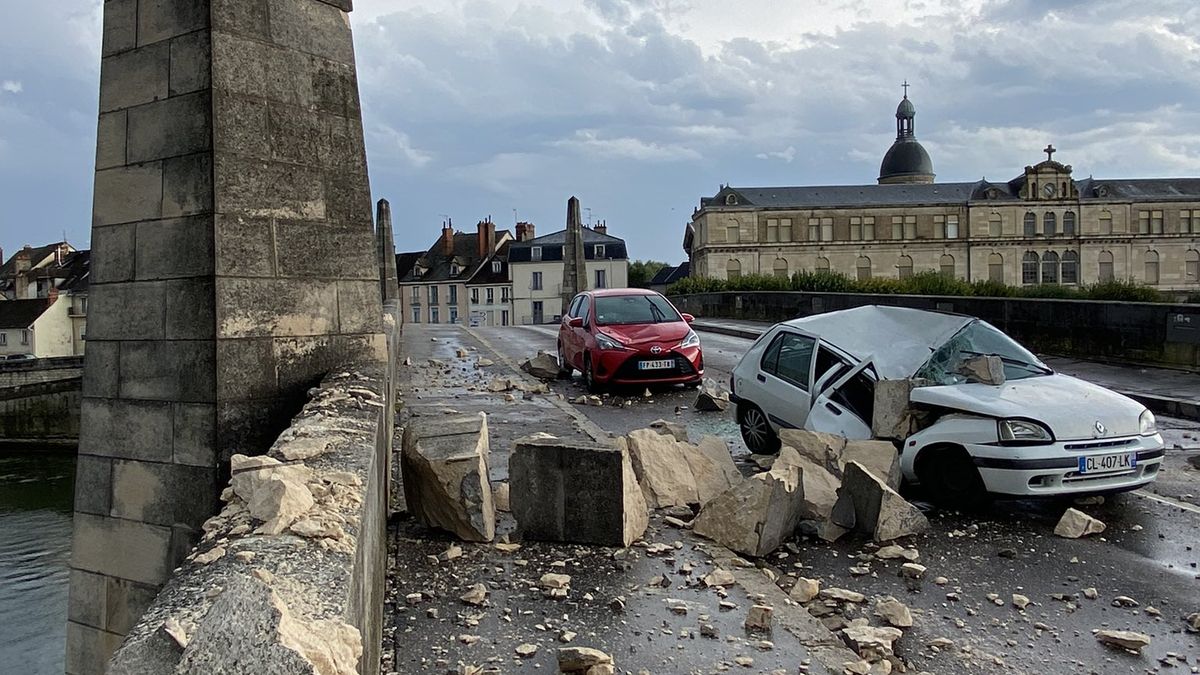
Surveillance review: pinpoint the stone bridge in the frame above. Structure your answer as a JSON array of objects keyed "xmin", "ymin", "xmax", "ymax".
[{"xmin": 0, "ymin": 357, "xmax": 83, "ymax": 446}]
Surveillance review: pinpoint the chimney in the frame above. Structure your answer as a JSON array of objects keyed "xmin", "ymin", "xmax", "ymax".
[
  {"xmin": 441, "ymin": 220, "xmax": 454, "ymax": 256},
  {"xmin": 515, "ymin": 221, "xmax": 536, "ymax": 242},
  {"xmin": 476, "ymin": 217, "xmax": 497, "ymax": 259},
  {"xmin": 594, "ymin": 220, "xmax": 607, "ymax": 236},
  {"xmin": 14, "ymin": 248, "xmax": 31, "ymax": 274}
]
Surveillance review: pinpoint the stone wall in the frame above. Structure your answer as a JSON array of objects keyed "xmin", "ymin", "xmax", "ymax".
[
  {"xmin": 0, "ymin": 379, "xmax": 80, "ymax": 445},
  {"xmin": 0, "ymin": 356, "xmax": 83, "ymax": 388},
  {"xmin": 669, "ymin": 291, "xmax": 1200, "ymax": 369}
]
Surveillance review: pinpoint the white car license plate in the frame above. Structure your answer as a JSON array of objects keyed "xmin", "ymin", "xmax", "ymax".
[
  {"xmin": 1077, "ymin": 452, "xmax": 1136, "ymax": 474},
  {"xmin": 638, "ymin": 359, "xmax": 674, "ymax": 371}
]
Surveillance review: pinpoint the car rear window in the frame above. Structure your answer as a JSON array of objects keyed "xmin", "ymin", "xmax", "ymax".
[{"xmin": 594, "ymin": 294, "xmax": 681, "ymax": 325}]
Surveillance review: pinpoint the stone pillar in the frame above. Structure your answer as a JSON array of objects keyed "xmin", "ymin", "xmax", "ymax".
[
  {"xmin": 376, "ymin": 199, "xmax": 399, "ymax": 303},
  {"xmin": 561, "ymin": 196, "xmax": 588, "ymax": 313},
  {"xmin": 66, "ymin": 1, "xmax": 382, "ymax": 672}
]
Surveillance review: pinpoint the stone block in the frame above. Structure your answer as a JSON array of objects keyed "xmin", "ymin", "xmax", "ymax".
[
  {"xmin": 81, "ymin": 340, "xmax": 119, "ymax": 397},
  {"xmin": 831, "ymin": 461, "xmax": 929, "ymax": 542},
  {"xmin": 78, "ymin": 398, "xmax": 173, "ymax": 463},
  {"xmin": 211, "ymin": 0, "xmax": 270, "ymax": 39},
  {"xmin": 842, "ymin": 440, "xmax": 901, "ymax": 491},
  {"xmin": 169, "ymin": 29, "xmax": 211, "ymax": 96},
  {"xmin": 67, "ymin": 569, "xmax": 107, "ymax": 629},
  {"xmin": 99, "ymin": 43, "xmax": 169, "ymax": 112},
  {"xmin": 213, "ymin": 93, "xmax": 270, "ymax": 159},
  {"xmin": 623, "ymin": 429, "xmax": 697, "ymax": 508},
  {"xmin": 871, "ymin": 379, "xmax": 917, "ymax": 440},
  {"xmin": 73, "ymin": 454, "xmax": 113, "ymax": 516},
  {"xmin": 110, "ymin": 459, "xmax": 217, "ymax": 527},
  {"xmin": 318, "ymin": 0, "xmax": 353, "ymax": 11},
  {"xmin": 93, "ymin": 163, "xmax": 163, "ymax": 227},
  {"xmin": 162, "ymin": 154, "xmax": 215, "ymax": 218},
  {"xmin": 273, "ymin": 335, "xmax": 335, "ymax": 392},
  {"xmin": 103, "ymin": 577, "xmax": 161, "ymax": 635},
  {"xmin": 268, "ymin": 103, "xmax": 324, "ymax": 166},
  {"xmin": 118, "ymin": 340, "xmax": 216, "ymax": 402},
  {"xmin": 323, "ymin": 166, "xmax": 371, "ymax": 226},
  {"xmin": 321, "ymin": 115, "xmax": 367, "ymax": 172},
  {"xmin": 692, "ymin": 448, "xmax": 808, "ymax": 558},
  {"xmin": 95, "ymin": 111, "xmax": 127, "ymax": 170},
  {"xmin": 216, "ymin": 278, "xmax": 338, "ymax": 338},
  {"xmin": 126, "ymin": 90, "xmax": 212, "ymax": 164},
  {"xmin": 213, "ymin": 155, "xmax": 326, "ymax": 221},
  {"xmin": 70, "ymin": 513, "xmax": 173, "ymax": 586},
  {"xmin": 137, "ymin": 0, "xmax": 210, "ymax": 46},
  {"xmin": 210, "ymin": 33, "xmax": 269, "ymax": 97},
  {"xmin": 164, "ymin": 277, "xmax": 216, "ymax": 340},
  {"xmin": 102, "ymin": 0, "xmax": 137, "ymax": 57},
  {"xmin": 135, "ymin": 216, "xmax": 214, "ymax": 279},
  {"xmin": 510, "ymin": 436, "xmax": 648, "ymax": 547},
  {"xmin": 216, "ymin": 338, "xmax": 278, "ymax": 400},
  {"xmin": 400, "ymin": 413, "xmax": 495, "ymax": 542},
  {"xmin": 311, "ymin": 58, "xmax": 361, "ymax": 118},
  {"xmin": 87, "ymin": 281, "xmax": 166, "ymax": 340},
  {"xmin": 173, "ymin": 402, "xmax": 216, "ymax": 467},
  {"xmin": 215, "ymin": 215, "xmax": 275, "ymax": 277},
  {"xmin": 779, "ymin": 429, "xmax": 846, "ymax": 475},
  {"xmin": 274, "ymin": 220, "xmax": 375, "ymax": 278},
  {"xmin": 66, "ymin": 621, "xmax": 125, "ymax": 675},
  {"xmin": 332, "ymin": 332, "xmax": 386, "ymax": 364},
  {"xmin": 263, "ymin": 44, "xmax": 316, "ymax": 108},
  {"xmin": 268, "ymin": 0, "xmax": 356, "ymax": 65},
  {"xmin": 337, "ymin": 280, "xmax": 384, "ymax": 334},
  {"xmin": 90, "ymin": 223, "xmax": 136, "ymax": 283}
]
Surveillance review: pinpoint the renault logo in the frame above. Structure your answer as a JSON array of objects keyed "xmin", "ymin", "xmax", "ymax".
[
  {"xmin": 650, "ymin": 346, "xmax": 663, "ymax": 355},
  {"xmin": 1094, "ymin": 420, "xmax": 1106, "ymax": 436}
]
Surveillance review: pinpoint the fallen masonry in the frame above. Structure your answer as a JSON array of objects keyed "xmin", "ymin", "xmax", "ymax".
[
  {"xmin": 521, "ymin": 352, "xmax": 562, "ymax": 380},
  {"xmin": 692, "ymin": 448, "xmax": 808, "ymax": 557},
  {"xmin": 400, "ymin": 412, "xmax": 496, "ymax": 542},
  {"xmin": 831, "ymin": 461, "xmax": 929, "ymax": 542},
  {"xmin": 693, "ymin": 379, "xmax": 731, "ymax": 411},
  {"xmin": 621, "ymin": 428, "xmax": 741, "ymax": 509},
  {"xmin": 1094, "ymin": 629, "xmax": 1151, "ymax": 652},
  {"xmin": 557, "ymin": 646, "xmax": 614, "ymax": 673},
  {"xmin": 1054, "ymin": 508, "xmax": 1106, "ymax": 538}
]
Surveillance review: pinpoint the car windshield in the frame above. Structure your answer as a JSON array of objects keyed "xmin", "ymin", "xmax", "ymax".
[
  {"xmin": 915, "ymin": 320, "xmax": 1052, "ymax": 385},
  {"xmin": 594, "ymin": 294, "xmax": 681, "ymax": 325}
]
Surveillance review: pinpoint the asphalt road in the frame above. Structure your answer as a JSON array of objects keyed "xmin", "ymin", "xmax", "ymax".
[{"xmin": 468, "ymin": 323, "xmax": 1200, "ymax": 674}]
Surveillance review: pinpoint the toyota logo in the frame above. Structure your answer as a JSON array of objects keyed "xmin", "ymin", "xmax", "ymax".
[
  {"xmin": 1094, "ymin": 420, "xmax": 1106, "ymax": 436},
  {"xmin": 650, "ymin": 346, "xmax": 663, "ymax": 355}
]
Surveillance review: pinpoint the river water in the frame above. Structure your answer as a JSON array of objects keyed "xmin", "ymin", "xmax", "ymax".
[{"xmin": 0, "ymin": 448, "xmax": 75, "ymax": 674}]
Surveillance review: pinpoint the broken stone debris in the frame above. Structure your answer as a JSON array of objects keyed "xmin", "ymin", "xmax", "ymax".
[
  {"xmin": 621, "ymin": 429, "xmax": 740, "ymax": 509},
  {"xmin": 871, "ymin": 379, "xmax": 921, "ymax": 441},
  {"xmin": 460, "ymin": 584, "xmax": 488, "ymax": 606},
  {"xmin": 831, "ymin": 462, "xmax": 928, "ymax": 542},
  {"xmin": 789, "ymin": 577, "xmax": 820, "ymax": 603},
  {"xmin": 958, "ymin": 354, "xmax": 1006, "ymax": 385},
  {"xmin": 1054, "ymin": 508, "xmax": 1106, "ymax": 538},
  {"xmin": 400, "ymin": 413, "xmax": 495, "ymax": 542},
  {"xmin": 229, "ymin": 454, "xmax": 315, "ymax": 536},
  {"xmin": 521, "ymin": 352, "xmax": 562, "ymax": 380},
  {"xmin": 693, "ymin": 379, "xmax": 730, "ymax": 412},
  {"xmin": 648, "ymin": 419, "xmax": 689, "ymax": 443},
  {"xmin": 692, "ymin": 448, "xmax": 807, "ymax": 558},
  {"xmin": 492, "ymin": 482, "xmax": 510, "ymax": 513},
  {"xmin": 744, "ymin": 605, "xmax": 773, "ymax": 631},
  {"xmin": 873, "ymin": 597, "xmax": 913, "ymax": 628},
  {"xmin": 557, "ymin": 647, "xmax": 613, "ymax": 673},
  {"xmin": 1094, "ymin": 630, "xmax": 1151, "ymax": 652}
]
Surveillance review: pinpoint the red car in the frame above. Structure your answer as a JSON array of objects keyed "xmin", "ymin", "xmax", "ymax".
[{"xmin": 557, "ymin": 289, "xmax": 703, "ymax": 390}]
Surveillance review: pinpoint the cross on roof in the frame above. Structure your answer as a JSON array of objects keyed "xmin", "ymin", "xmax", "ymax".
[
  {"xmin": 902, "ymin": 80, "xmax": 909, "ymax": 98},
  {"xmin": 1044, "ymin": 144, "xmax": 1056, "ymax": 161}
]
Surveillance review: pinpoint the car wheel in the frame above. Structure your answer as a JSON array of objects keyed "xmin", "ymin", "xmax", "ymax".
[
  {"xmin": 583, "ymin": 354, "xmax": 601, "ymax": 393},
  {"xmin": 556, "ymin": 342, "xmax": 573, "ymax": 378},
  {"xmin": 738, "ymin": 403, "xmax": 780, "ymax": 455},
  {"xmin": 917, "ymin": 445, "xmax": 990, "ymax": 509}
]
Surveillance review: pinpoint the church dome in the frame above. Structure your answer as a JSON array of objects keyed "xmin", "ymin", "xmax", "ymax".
[
  {"xmin": 879, "ymin": 140, "xmax": 934, "ymax": 182},
  {"xmin": 896, "ymin": 97, "xmax": 916, "ymax": 118}
]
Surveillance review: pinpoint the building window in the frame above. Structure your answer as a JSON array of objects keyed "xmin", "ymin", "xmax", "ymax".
[
  {"xmin": 449, "ymin": 263, "xmax": 461, "ymax": 276},
  {"xmin": 850, "ymin": 217, "xmax": 862, "ymax": 241},
  {"xmin": 727, "ymin": 259, "xmax": 742, "ymax": 280},
  {"xmin": 1022, "ymin": 251, "xmax": 1039, "ymax": 284},
  {"xmin": 1062, "ymin": 250, "xmax": 1079, "ymax": 284},
  {"xmin": 988, "ymin": 253, "xmax": 1004, "ymax": 283},
  {"xmin": 1186, "ymin": 250, "xmax": 1199, "ymax": 283},
  {"xmin": 532, "ymin": 246, "xmax": 543, "ymax": 261},
  {"xmin": 594, "ymin": 245, "xmax": 605, "ymax": 257},
  {"xmin": 449, "ymin": 306, "xmax": 459, "ymax": 324},
  {"xmin": 1043, "ymin": 212, "xmax": 1057, "ymax": 236},
  {"xmin": 471, "ymin": 288, "xmax": 479, "ymax": 304},
  {"xmin": 862, "ymin": 216, "xmax": 875, "ymax": 240},
  {"xmin": 934, "ymin": 214, "xmax": 957, "ymax": 239},
  {"xmin": 891, "ymin": 216, "xmax": 903, "ymax": 240},
  {"xmin": 492, "ymin": 260, "xmax": 502, "ymax": 273},
  {"xmin": 726, "ymin": 223, "xmax": 740, "ymax": 243},
  {"xmin": 779, "ymin": 218, "xmax": 792, "ymax": 242},
  {"xmin": 1100, "ymin": 211, "xmax": 1113, "ymax": 235},
  {"xmin": 1098, "ymin": 251, "xmax": 1115, "ymax": 282},
  {"xmin": 531, "ymin": 271, "xmax": 543, "ymax": 291},
  {"xmin": 989, "ymin": 214, "xmax": 1002, "ymax": 237},
  {"xmin": 820, "ymin": 217, "xmax": 833, "ymax": 242},
  {"xmin": 1138, "ymin": 211, "xmax": 1149, "ymax": 234},
  {"xmin": 856, "ymin": 256, "xmax": 871, "ymax": 281},
  {"xmin": 1145, "ymin": 250, "xmax": 1160, "ymax": 284},
  {"xmin": 808, "ymin": 218, "xmax": 820, "ymax": 241},
  {"xmin": 946, "ymin": 215, "xmax": 959, "ymax": 239},
  {"xmin": 897, "ymin": 255, "xmax": 913, "ymax": 279},
  {"xmin": 411, "ymin": 286, "xmax": 420, "ymax": 301},
  {"xmin": 1182, "ymin": 210, "xmax": 1194, "ymax": 234},
  {"xmin": 816, "ymin": 257, "xmax": 830, "ymax": 272},
  {"xmin": 430, "ymin": 306, "xmax": 439, "ymax": 324},
  {"xmin": 595, "ymin": 269, "xmax": 607, "ymax": 288},
  {"xmin": 411, "ymin": 306, "xmax": 420, "ymax": 323},
  {"xmin": 448, "ymin": 286, "xmax": 457, "ymax": 304},
  {"xmin": 428, "ymin": 286, "xmax": 439, "ymax": 304},
  {"xmin": 1041, "ymin": 251, "xmax": 1060, "ymax": 284},
  {"xmin": 939, "ymin": 254, "xmax": 955, "ymax": 277},
  {"xmin": 1024, "ymin": 212, "xmax": 1037, "ymax": 237},
  {"xmin": 767, "ymin": 218, "xmax": 781, "ymax": 242},
  {"xmin": 773, "ymin": 258, "xmax": 788, "ymax": 278},
  {"xmin": 0, "ymin": 333, "xmax": 6, "ymax": 346},
  {"xmin": 1152, "ymin": 210, "xmax": 1164, "ymax": 234},
  {"xmin": 904, "ymin": 216, "xmax": 916, "ymax": 240},
  {"xmin": 486, "ymin": 288, "xmax": 494, "ymax": 304},
  {"xmin": 501, "ymin": 287, "xmax": 510, "ymax": 303},
  {"xmin": 1063, "ymin": 211, "xmax": 1076, "ymax": 236}
]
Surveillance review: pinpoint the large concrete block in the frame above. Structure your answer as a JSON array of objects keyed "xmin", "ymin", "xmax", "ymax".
[
  {"xmin": 400, "ymin": 413, "xmax": 495, "ymax": 542},
  {"xmin": 510, "ymin": 437, "xmax": 648, "ymax": 547},
  {"xmin": 87, "ymin": 281, "xmax": 166, "ymax": 340},
  {"xmin": 135, "ymin": 216, "xmax": 215, "ymax": 280},
  {"xmin": 93, "ymin": 163, "xmax": 163, "ymax": 227},
  {"xmin": 162, "ymin": 154, "xmax": 215, "ymax": 218},
  {"xmin": 210, "ymin": 33, "xmax": 269, "ymax": 97},
  {"xmin": 70, "ymin": 513, "xmax": 174, "ymax": 586},
  {"xmin": 73, "ymin": 455, "xmax": 113, "ymax": 517},
  {"xmin": 95, "ymin": 111, "xmax": 127, "ymax": 170},
  {"xmin": 67, "ymin": 569, "xmax": 107, "ymax": 629},
  {"xmin": 216, "ymin": 278, "xmax": 338, "ymax": 338},
  {"xmin": 211, "ymin": 0, "xmax": 271, "ymax": 39},
  {"xmin": 268, "ymin": 103, "xmax": 324, "ymax": 166},
  {"xmin": 274, "ymin": 220, "xmax": 375, "ymax": 278},
  {"xmin": 212, "ymin": 155, "xmax": 326, "ymax": 221},
  {"xmin": 65, "ymin": 621, "xmax": 125, "ymax": 675},
  {"xmin": 172, "ymin": 402, "xmax": 216, "ymax": 467},
  {"xmin": 81, "ymin": 340, "xmax": 119, "ymax": 398},
  {"xmin": 137, "ymin": 0, "xmax": 210, "ymax": 46},
  {"xmin": 831, "ymin": 461, "xmax": 929, "ymax": 543},
  {"xmin": 169, "ymin": 29, "xmax": 211, "ymax": 96},
  {"xmin": 213, "ymin": 93, "xmax": 270, "ymax": 160},
  {"xmin": 110, "ymin": 459, "xmax": 217, "ymax": 527},
  {"xmin": 311, "ymin": 58, "xmax": 361, "ymax": 118},
  {"xmin": 78, "ymin": 398, "xmax": 173, "ymax": 463},
  {"xmin": 692, "ymin": 447, "xmax": 808, "ymax": 558},
  {"xmin": 118, "ymin": 340, "xmax": 216, "ymax": 402},
  {"xmin": 216, "ymin": 338, "xmax": 278, "ymax": 399},
  {"xmin": 336, "ymin": 280, "xmax": 384, "ymax": 334},
  {"xmin": 126, "ymin": 90, "xmax": 212, "ymax": 164},
  {"xmin": 323, "ymin": 167, "xmax": 371, "ymax": 226},
  {"xmin": 103, "ymin": 577, "xmax": 161, "ymax": 635},
  {"xmin": 164, "ymin": 277, "xmax": 216, "ymax": 340},
  {"xmin": 102, "ymin": 0, "xmax": 137, "ymax": 57},
  {"xmin": 90, "ymin": 223, "xmax": 136, "ymax": 283},
  {"xmin": 268, "ymin": 0, "xmax": 356, "ymax": 65},
  {"xmin": 215, "ymin": 215, "xmax": 275, "ymax": 277},
  {"xmin": 99, "ymin": 43, "xmax": 169, "ymax": 113},
  {"xmin": 321, "ymin": 115, "xmax": 367, "ymax": 172}
]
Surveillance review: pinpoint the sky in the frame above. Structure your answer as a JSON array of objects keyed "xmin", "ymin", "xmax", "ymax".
[{"xmin": 3, "ymin": 1, "xmax": 1200, "ymax": 266}]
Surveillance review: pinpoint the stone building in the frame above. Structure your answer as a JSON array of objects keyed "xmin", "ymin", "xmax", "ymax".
[
  {"xmin": 684, "ymin": 92, "xmax": 1200, "ymax": 292},
  {"xmin": 0, "ymin": 244, "xmax": 90, "ymax": 354},
  {"xmin": 508, "ymin": 221, "xmax": 629, "ymax": 325},
  {"xmin": 396, "ymin": 219, "xmax": 512, "ymax": 327},
  {"xmin": 0, "ymin": 296, "xmax": 75, "ymax": 358}
]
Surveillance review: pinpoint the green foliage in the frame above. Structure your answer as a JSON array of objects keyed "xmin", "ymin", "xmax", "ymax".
[
  {"xmin": 899, "ymin": 271, "xmax": 975, "ymax": 296},
  {"xmin": 1080, "ymin": 278, "xmax": 1164, "ymax": 302},
  {"xmin": 628, "ymin": 260, "xmax": 670, "ymax": 288},
  {"xmin": 791, "ymin": 270, "xmax": 855, "ymax": 293}
]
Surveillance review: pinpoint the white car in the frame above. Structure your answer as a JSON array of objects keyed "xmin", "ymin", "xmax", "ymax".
[{"xmin": 729, "ymin": 306, "xmax": 1164, "ymax": 503}]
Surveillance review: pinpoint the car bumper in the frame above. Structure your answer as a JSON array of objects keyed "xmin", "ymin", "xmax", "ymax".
[
  {"xmin": 592, "ymin": 345, "xmax": 703, "ymax": 385},
  {"xmin": 970, "ymin": 434, "xmax": 1165, "ymax": 496}
]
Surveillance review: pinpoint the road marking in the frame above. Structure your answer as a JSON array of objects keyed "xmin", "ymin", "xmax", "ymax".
[{"xmin": 1133, "ymin": 488, "xmax": 1200, "ymax": 515}]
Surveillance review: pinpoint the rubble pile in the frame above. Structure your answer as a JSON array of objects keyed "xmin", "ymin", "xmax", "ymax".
[
  {"xmin": 693, "ymin": 379, "xmax": 731, "ymax": 412},
  {"xmin": 520, "ymin": 352, "xmax": 562, "ymax": 380},
  {"xmin": 400, "ymin": 412, "xmax": 495, "ymax": 542},
  {"xmin": 620, "ymin": 429, "xmax": 741, "ymax": 509}
]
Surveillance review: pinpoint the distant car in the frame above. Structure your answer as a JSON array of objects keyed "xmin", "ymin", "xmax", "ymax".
[
  {"xmin": 557, "ymin": 289, "xmax": 703, "ymax": 390},
  {"xmin": 3, "ymin": 354, "xmax": 35, "ymax": 361},
  {"xmin": 729, "ymin": 306, "xmax": 1164, "ymax": 502}
]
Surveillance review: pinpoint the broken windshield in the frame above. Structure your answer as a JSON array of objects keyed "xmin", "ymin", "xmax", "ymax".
[{"xmin": 914, "ymin": 320, "xmax": 1051, "ymax": 385}]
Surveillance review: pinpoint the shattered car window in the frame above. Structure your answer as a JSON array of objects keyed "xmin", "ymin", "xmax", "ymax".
[{"xmin": 915, "ymin": 320, "xmax": 1051, "ymax": 385}]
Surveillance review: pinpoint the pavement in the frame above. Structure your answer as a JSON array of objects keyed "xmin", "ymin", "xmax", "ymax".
[{"xmin": 398, "ymin": 322, "xmax": 1200, "ymax": 675}]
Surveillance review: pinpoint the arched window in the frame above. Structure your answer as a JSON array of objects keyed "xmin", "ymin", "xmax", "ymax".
[
  {"xmin": 1187, "ymin": 250, "xmax": 1200, "ymax": 283},
  {"xmin": 1041, "ymin": 251, "xmax": 1060, "ymax": 284},
  {"xmin": 1098, "ymin": 251, "xmax": 1115, "ymax": 282},
  {"xmin": 726, "ymin": 259, "xmax": 741, "ymax": 280},
  {"xmin": 988, "ymin": 253, "xmax": 1004, "ymax": 283},
  {"xmin": 1021, "ymin": 251, "xmax": 1039, "ymax": 284},
  {"xmin": 856, "ymin": 256, "xmax": 872, "ymax": 281},
  {"xmin": 988, "ymin": 214, "xmax": 1003, "ymax": 237},
  {"xmin": 1062, "ymin": 250, "xmax": 1079, "ymax": 284},
  {"xmin": 939, "ymin": 254, "xmax": 955, "ymax": 277},
  {"xmin": 1024, "ymin": 212, "xmax": 1037, "ymax": 237},
  {"xmin": 897, "ymin": 255, "xmax": 914, "ymax": 279},
  {"xmin": 725, "ymin": 194, "xmax": 737, "ymax": 205},
  {"xmin": 1063, "ymin": 211, "xmax": 1076, "ymax": 236},
  {"xmin": 1144, "ymin": 251, "xmax": 1159, "ymax": 285},
  {"xmin": 815, "ymin": 257, "xmax": 830, "ymax": 272},
  {"xmin": 773, "ymin": 258, "xmax": 789, "ymax": 279},
  {"xmin": 1043, "ymin": 212, "xmax": 1057, "ymax": 236}
]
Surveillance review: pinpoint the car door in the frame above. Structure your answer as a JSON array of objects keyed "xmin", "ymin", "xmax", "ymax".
[
  {"xmin": 753, "ymin": 330, "xmax": 817, "ymax": 432},
  {"xmin": 561, "ymin": 295, "xmax": 584, "ymax": 366},
  {"xmin": 572, "ymin": 295, "xmax": 594, "ymax": 367},
  {"xmin": 805, "ymin": 355, "xmax": 876, "ymax": 439}
]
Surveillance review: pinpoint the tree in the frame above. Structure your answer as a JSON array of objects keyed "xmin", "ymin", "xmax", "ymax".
[{"xmin": 629, "ymin": 260, "xmax": 670, "ymax": 288}]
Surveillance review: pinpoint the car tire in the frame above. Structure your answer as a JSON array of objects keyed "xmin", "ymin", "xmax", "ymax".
[
  {"xmin": 917, "ymin": 445, "xmax": 990, "ymax": 509},
  {"xmin": 738, "ymin": 403, "xmax": 780, "ymax": 455},
  {"xmin": 583, "ymin": 354, "xmax": 601, "ymax": 393},
  {"xmin": 556, "ymin": 342, "xmax": 573, "ymax": 378}
]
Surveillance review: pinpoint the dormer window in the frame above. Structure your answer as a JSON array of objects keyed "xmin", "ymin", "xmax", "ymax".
[
  {"xmin": 594, "ymin": 245, "xmax": 605, "ymax": 257},
  {"xmin": 725, "ymin": 194, "xmax": 738, "ymax": 205},
  {"xmin": 531, "ymin": 246, "xmax": 542, "ymax": 262},
  {"xmin": 491, "ymin": 260, "xmax": 501, "ymax": 273},
  {"xmin": 449, "ymin": 263, "xmax": 461, "ymax": 276}
]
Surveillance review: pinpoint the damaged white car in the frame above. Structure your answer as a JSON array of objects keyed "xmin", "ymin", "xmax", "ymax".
[{"xmin": 730, "ymin": 306, "xmax": 1164, "ymax": 503}]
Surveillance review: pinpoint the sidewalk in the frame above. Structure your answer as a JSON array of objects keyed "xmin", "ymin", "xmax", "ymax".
[{"xmin": 693, "ymin": 318, "xmax": 1200, "ymax": 421}]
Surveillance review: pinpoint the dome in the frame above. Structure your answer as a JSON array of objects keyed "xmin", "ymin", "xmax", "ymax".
[
  {"xmin": 879, "ymin": 139, "xmax": 934, "ymax": 184},
  {"xmin": 896, "ymin": 97, "xmax": 916, "ymax": 118}
]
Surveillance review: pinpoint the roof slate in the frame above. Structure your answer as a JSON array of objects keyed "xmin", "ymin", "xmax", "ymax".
[{"xmin": 0, "ymin": 298, "xmax": 53, "ymax": 329}]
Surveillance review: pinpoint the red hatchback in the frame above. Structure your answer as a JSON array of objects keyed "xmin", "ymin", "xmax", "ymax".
[{"xmin": 557, "ymin": 289, "xmax": 703, "ymax": 390}]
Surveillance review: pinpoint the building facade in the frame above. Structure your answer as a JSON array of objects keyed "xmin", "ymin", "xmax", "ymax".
[
  {"xmin": 508, "ymin": 222, "xmax": 629, "ymax": 325},
  {"xmin": 0, "ymin": 244, "xmax": 89, "ymax": 354},
  {"xmin": 396, "ymin": 219, "xmax": 511, "ymax": 327},
  {"xmin": 0, "ymin": 295, "xmax": 75, "ymax": 358},
  {"xmin": 685, "ymin": 94, "xmax": 1200, "ymax": 292}
]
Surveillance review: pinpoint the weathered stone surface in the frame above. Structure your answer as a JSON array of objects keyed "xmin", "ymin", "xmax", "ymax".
[
  {"xmin": 778, "ymin": 429, "xmax": 846, "ymax": 474},
  {"xmin": 624, "ymin": 429, "xmax": 739, "ymax": 509},
  {"xmin": 492, "ymin": 481, "xmax": 510, "ymax": 513},
  {"xmin": 774, "ymin": 449, "xmax": 841, "ymax": 525},
  {"xmin": 874, "ymin": 597, "xmax": 913, "ymax": 628},
  {"xmin": 831, "ymin": 462, "xmax": 928, "ymax": 542},
  {"xmin": 1094, "ymin": 629, "xmax": 1151, "ymax": 651},
  {"xmin": 871, "ymin": 379, "xmax": 918, "ymax": 440},
  {"xmin": 959, "ymin": 355, "xmax": 1005, "ymax": 385},
  {"xmin": 842, "ymin": 440, "xmax": 901, "ymax": 491},
  {"xmin": 510, "ymin": 436, "xmax": 647, "ymax": 547},
  {"xmin": 521, "ymin": 352, "xmax": 561, "ymax": 380},
  {"xmin": 1186, "ymin": 612, "xmax": 1200, "ymax": 632},
  {"xmin": 789, "ymin": 577, "xmax": 820, "ymax": 603},
  {"xmin": 229, "ymin": 454, "xmax": 315, "ymax": 535},
  {"xmin": 558, "ymin": 646, "xmax": 613, "ymax": 672},
  {"xmin": 690, "ymin": 436, "xmax": 742, "ymax": 505},
  {"xmin": 694, "ymin": 379, "xmax": 730, "ymax": 412},
  {"xmin": 400, "ymin": 413, "xmax": 495, "ymax": 542},
  {"xmin": 744, "ymin": 605, "xmax": 773, "ymax": 631},
  {"xmin": 692, "ymin": 448, "xmax": 807, "ymax": 557},
  {"xmin": 1053, "ymin": 508, "xmax": 1106, "ymax": 538},
  {"xmin": 841, "ymin": 625, "xmax": 902, "ymax": 657},
  {"xmin": 648, "ymin": 419, "xmax": 688, "ymax": 443}
]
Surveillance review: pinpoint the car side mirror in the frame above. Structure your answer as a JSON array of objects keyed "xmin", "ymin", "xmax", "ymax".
[
  {"xmin": 568, "ymin": 317, "xmax": 584, "ymax": 328},
  {"xmin": 681, "ymin": 313, "xmax": 695, "ymax": 323}
]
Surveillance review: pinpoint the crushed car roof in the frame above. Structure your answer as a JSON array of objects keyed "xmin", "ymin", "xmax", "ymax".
[{"xmin": 783, "ymin": 305, "xmax": 973, "ymax": 379}]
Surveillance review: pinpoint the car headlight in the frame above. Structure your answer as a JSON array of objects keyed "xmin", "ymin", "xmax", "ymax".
[
  {"xmin": 678, "ymin": 329, "xmax": 700, "ymax": 349},
  {"xmin": 1139, "ymin": 409, "xmax": 1157, "ymax": 436},
  {"xmin": 998, "ymin": 419, "xmax": 1053, "ymax": 444},
  {"xmin": 595, "ymin": 332, "xmax": 626, "ymax": 351}
]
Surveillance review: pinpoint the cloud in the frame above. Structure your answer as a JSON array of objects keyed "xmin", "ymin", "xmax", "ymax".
[
  {"xmin": 1, "ymin": 80, "xmax": 22, "ymax": 94},
  {"xmin": 757, "ymin": 146, "xmax": 797, "ymax": 163},
  {"xmin": 552, "ymin": 129, "xmax": 702, "ymax": 162},
  {"xmin": 370, "ymin": 124, "xmax": 434, "ymax": 169}
]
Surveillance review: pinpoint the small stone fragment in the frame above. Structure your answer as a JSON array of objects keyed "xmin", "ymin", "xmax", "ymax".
[
  {"xmin": 557, "ymin": 646, "xmax": 613, "ymax": 671},
  {"xmin": 703, "ymin": 569, "xmax": 736, "ymax": 588},
  {"xmin": 789, "ymin": 577, "xmax": 821, "ymax": 603},
  {"xmin": 1012, "ymin": 594, "xmax": 1031, "ymax": 610},
  {"xmin": 1053, "ymin": 508, "xmax": 1106, "ymax": 538},
  {"xmin": 515, "ymin": 643, "xmax": 539, "ymax": 658},
  {"xmin": 194, "ymin": 546, "xmax": 226, "ymax": 565},
  {"xmin": 874, "ymin": 597, "xmax": 913, "ymax": 628},
  {"xmin": 460, "ymin": 584, "xmax": 488, "ymax": 606},
  {"xmin": 745, "ymin": 605, "xmax": 773, "ymax": 631},
  {"xmin": 1095, "ymin": 630, "xmax": 1151, "ymax": 652}
]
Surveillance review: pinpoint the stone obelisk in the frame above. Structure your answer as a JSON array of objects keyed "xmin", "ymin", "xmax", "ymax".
[
  {"xmin": 561, "ymin": 196, "xmax": 588, "ymax": 314},
  {"xmin": 377, "ymin": 199, "xmax": 399, "ymax": 303}
]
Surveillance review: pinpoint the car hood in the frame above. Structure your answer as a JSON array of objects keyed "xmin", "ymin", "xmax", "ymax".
[
  {"xmin": 599, "ymin": 321, "xmax": 690, "ymax": 347},
  {"xmin": 909, "ymin": 373, "xmax": 1145, "ymax": 440}
]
